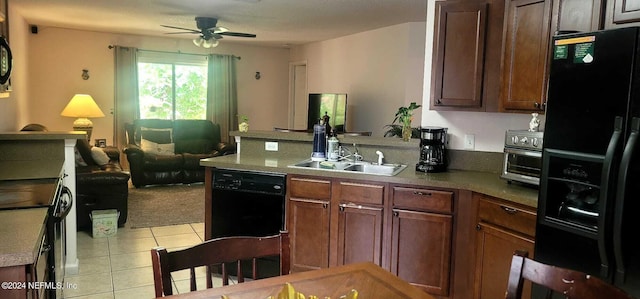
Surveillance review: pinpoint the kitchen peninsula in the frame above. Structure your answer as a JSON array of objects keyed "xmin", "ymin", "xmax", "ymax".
[
  {"xmin": 201, "ymin": 130, "xmax": 539, "ymax": 299},
  {"xmin": 0, "ymin": 131, "xmax": 85, "ymax": 299}
]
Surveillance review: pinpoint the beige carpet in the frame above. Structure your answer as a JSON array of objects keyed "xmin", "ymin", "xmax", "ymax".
[{"xmin": 127, "ymin": 183, "xmax": 205, "ymax": 228}]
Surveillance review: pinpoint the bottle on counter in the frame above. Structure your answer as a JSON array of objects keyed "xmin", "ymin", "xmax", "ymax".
[
  {"xmin": 311, "ymin": 119, "xmax": 327, "ymax": 161},
  {"xmin": 327, "ymin": 135, "xmax": 339, "ymax": 161}
]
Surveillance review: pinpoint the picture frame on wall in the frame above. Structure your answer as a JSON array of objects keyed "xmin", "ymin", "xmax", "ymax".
[{"xmin": 95, "ymin": 139, "xmax": 107, "ymax": 148}]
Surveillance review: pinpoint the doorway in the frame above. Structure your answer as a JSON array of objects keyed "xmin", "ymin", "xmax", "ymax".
[{"xmin": 289, "ymin": 61, "xmax": 307, "ymax": 129}]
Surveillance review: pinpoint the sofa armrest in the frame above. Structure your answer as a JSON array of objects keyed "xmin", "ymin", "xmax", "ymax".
[{"xmin": 216, "ymin": 142, "xmax": 237, "ymax": 156}]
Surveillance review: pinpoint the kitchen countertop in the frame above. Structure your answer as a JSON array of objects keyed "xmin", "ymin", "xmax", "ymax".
[
  {"xmin": 201, "ymin": 154, "xmax": 539, "ymax": 208},
  {"xmin": 0, "ymin": 208, "xmax": 48, "ymax": 267}
]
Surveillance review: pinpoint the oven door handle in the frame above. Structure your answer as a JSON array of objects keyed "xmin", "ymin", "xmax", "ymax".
[{"xmin": 53, "ymin": 185, "xmax": 73, "ymax": 221}]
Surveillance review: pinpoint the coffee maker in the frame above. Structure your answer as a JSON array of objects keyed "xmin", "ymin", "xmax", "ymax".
[{"xmin": 416, "ymin": 127, "xmax": 448, "ymax": 173}]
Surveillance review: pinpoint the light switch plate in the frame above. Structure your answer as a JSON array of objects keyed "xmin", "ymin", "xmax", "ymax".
[{"xmin": 265, "ymin": 141, "xmax": 279, "ymax": 151}]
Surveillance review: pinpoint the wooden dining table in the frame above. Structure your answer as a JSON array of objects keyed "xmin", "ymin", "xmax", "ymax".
[{"xmin": 165, "ymin": 262, "xmax": 436, "ymax": 299}]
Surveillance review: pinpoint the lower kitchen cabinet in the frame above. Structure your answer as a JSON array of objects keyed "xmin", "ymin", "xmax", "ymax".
[
  {"xmin": 336, "ymin": 181, "xmax": 385, "ymax": 266},
  {"xmin": 287, "ymin": 176, "xmax": 331, "ymax": 272},
  {"xmin": 391, "ymin": 209, "xmax": 452, "ymax": 296},
  {"xmin": 391, "ymin": 186, "xmax": 454, "ymax": 296},
  {"xmin": 473, "ymin": 193, "xmax": 536, "ymax": 299},
  {"xmin": 287, "ymin": 176, "xmax": 463, "ymax": 298}
]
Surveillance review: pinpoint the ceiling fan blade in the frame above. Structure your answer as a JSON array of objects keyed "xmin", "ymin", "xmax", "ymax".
[
  {"xmin": 219, "ymin": 32, "xmax": 256, "ymax": 38},
  {"xmin": 212, "ymin": 26, "xmax": 229, "ymax": 33},
  {"xmin": 165, "ymin": 31, "xmax": 200, "ymax": 35},
  {"xmin": 160, "ymin": 24, "xmax": 199, "ymax": 33}
]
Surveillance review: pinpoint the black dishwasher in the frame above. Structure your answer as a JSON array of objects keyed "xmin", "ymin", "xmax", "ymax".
[{"xmin": 210, "ymin": 168, "xmax": 286, "ymax": 278}]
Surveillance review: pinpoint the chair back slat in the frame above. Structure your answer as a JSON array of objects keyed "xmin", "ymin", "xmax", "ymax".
[
  {"xmin": 505, "ymin": 250, "xmax": 636, "ymax": 299},
  {"xmin": 189, "ymin": 267, "xmax": 196, "ymax": 292},
  {"xmin": 151, "ymin": 231, "xmax": 290, "ymax": 297}
]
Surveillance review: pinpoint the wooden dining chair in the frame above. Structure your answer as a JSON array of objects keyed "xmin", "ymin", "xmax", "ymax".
[
  {"xmin": 505, "ymin": 250, "xmax": 636, "ymax": 299},
  {"xmin": 150, "ymin": 231, "xmax": 290, "ymax": 297}
]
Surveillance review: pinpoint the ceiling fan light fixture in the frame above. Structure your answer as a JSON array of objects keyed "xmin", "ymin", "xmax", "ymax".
[
  {"xmin": 193, "ymin": 36, "xmax": 204, "ymax": 47},
  {"xmin": 202, "ymin": 38, "xmax": 219, "ymax": 48}
]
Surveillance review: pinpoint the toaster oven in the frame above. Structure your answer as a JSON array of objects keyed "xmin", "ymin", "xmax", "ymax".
[{"xmin": 501, "ymin": 130, "xmax": 543, "ymax": 186}]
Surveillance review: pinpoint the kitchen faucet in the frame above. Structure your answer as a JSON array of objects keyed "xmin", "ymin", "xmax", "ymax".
[{"xmin": 337, "ymin": 143, "xmax": 363, "ymax": 162}]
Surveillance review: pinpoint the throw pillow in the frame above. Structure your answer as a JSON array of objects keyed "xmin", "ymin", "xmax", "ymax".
[
  {"xmin": 141, "ymin": 138, "xmax": 175, "ymax": 156},
  {"xmin": 140, "ymin": 127, "xmax": 173, "ymax": 144},
  {"xmin": 74, "ymin": 148, "xmax": 88, "ymax": 167},
  {"xmin": 90, "ymin": 147, "xmax": 110, "ymax": 165}
]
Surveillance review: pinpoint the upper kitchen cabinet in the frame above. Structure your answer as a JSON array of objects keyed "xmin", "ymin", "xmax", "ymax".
[
  {"xmin": 552, "ymin": 0, "xmax": 604, "ymax": 32},
  {"xmin": 606, "ymin": 0, "xmax": 640, "ymax": 27},
  {"xmin": 500, "ymin": 0, "xmax": 552, "ymax": 112},
  {"xmin": 431, "ymin": 1, "xmax": 503, "ymax": 112}
]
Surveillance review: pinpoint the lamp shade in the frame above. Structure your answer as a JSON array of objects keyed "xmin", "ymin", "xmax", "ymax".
[
  {"xmin": 60, "ymin": 94, "xmax": 105, "ymax": 118},
  {"xmin": 60, "ymin": 94, "xmax": 105, "ymax": 141}
]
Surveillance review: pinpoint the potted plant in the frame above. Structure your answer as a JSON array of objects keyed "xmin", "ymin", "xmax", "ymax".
[
  {"xmin": 384, "ymin": 102, "xmax": 421, "ymax": 141},
  {"xmin": 238, "ymin": 115, "xmax": 249, "ymax": 132}
]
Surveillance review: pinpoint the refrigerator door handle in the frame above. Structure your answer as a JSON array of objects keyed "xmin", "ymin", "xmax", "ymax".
[
  {"xmin": 613, "ymin": 117, "xmax": 640, "ymax": 284},
  {"xmin": 599, "ymin": 116, "xmax": 624, "ymax": 279}
]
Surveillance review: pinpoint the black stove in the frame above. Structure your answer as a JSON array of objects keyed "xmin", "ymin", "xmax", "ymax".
[{"xmin": 0, "ymin": 178, "xmax": 58, "ymax": 210}]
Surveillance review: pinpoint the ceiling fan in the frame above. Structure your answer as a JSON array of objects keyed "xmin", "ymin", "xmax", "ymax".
[{"xmin": 161, "ymin": 17, "xmax": 256, "ymax": 48}]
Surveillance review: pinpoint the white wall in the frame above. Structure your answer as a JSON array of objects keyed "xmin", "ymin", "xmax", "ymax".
[
  {"xmin": 290, "ymin": 22, "xmax": 426, "ymax": 137},
  {"xmin": 421, "ymin": 0, "xmax": 544, "ymax": 152},
  {"xmin": 14, "ymin": 25, "xmax": 289, "ymax": 142}
]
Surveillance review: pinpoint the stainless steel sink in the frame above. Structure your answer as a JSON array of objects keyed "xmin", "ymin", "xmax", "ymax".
[
  {"xmin": 342, "ymin": 163, "xmax": 407, "ymax": 176},
  {"xmin": 290, "ymin": 160, "xmax": 353, "ymax": 170},
  {"xmin": 288, "ymin": 159, "xmax": 407, "ymax": 176}
]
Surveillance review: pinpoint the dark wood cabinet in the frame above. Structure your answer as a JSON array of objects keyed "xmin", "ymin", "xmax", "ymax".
[
  {"xmin": 287, "ymin": 176, "xmax": 459, "ymax": 297},
  {"xmin": 473, "ymin": 193, "xmax": 536, "ymax": 299},
  {"xmin": 553, "ymin": 0, "xmax": 604, "ymax": 32},
  {"xmin": 287, "ymin": 176, "xmax": 331, "ymax": 272},
  {"xmin": 431, "ymin": 1, "xmax": 488, "ymax": 110},
  {"xmin": 390, "ymin": 186, "xmax": 454, "ymax": 296},
  {"xmin": 500, "ymin": 0, "xmax": 552, "ymax": 112},
  {"xmin": 336, "ymin": 181, "xmax": 385, "ymax": 267},
  {"xmin": 607, "ymin": 0, "xmax": 640, "ymax": 26}
]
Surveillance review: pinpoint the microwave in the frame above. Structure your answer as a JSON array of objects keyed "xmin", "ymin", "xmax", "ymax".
[{"xmin": 501, "ymin": 130, "xmax": 543, "ymax": 186}]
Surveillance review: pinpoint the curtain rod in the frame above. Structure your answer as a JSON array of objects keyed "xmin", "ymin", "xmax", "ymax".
[{"xmin": 107, "ymin": 44, "xmax": 241, "ymax": 60}]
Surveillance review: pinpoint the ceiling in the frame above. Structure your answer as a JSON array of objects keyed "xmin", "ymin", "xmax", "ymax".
[{"xmin": 11, "ymin": 0, "xmax": 428, "ymax": 47}]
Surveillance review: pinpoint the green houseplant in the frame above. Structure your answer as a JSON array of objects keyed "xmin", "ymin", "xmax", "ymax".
[{"xmin": 384, "ymin": 102, "xmax": 421, "ymax": 141}]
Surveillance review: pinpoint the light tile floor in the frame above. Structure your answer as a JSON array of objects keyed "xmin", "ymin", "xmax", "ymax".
[{"xmin": 64, "ymin": 222, "xmax": 209, "ymax": 299}]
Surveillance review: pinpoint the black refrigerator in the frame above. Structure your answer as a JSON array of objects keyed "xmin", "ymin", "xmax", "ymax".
[{"xmin": 536, "ymin": 27, "xmax": 640, "ymax": 297}]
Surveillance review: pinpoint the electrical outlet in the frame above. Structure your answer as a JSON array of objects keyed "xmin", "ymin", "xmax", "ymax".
[
  {"xmin": 464, "ymin": 134, "xmax": 475, "ymax": 150},
  {"xmin": 265, "ymin": 141, "xmax": 279, "ymax": 151}
]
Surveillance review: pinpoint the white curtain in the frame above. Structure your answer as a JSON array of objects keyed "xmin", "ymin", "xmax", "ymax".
[
  {"xmin": 207, "ymin": 54, "xmax": 238, "ymax": 144},
  {"xmin": 113, "ymin": 46, "xmax": 138, "ymax": 169}
]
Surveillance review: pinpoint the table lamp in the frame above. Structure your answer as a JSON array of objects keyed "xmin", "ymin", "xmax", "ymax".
[{"xmin": 60, "ymin": 94, "xmax": 105, "ymax": 141}]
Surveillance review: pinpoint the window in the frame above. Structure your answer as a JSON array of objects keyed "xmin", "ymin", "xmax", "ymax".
[{"xmin": 137, "ymin": 51, "xmax": 208, "ymax": 120}]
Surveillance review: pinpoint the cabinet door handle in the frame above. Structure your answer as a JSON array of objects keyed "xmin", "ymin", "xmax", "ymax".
[
  {"xmin": 501, "ymin": 206, "xmax": 518, "ymax": 214},
  {"xmin": 339, "ymin": 205, "xmax": 344, "ymax": 212},
  {"xmin": 413, "ymin": 191, "xmax": 432, "ymax": 197},
  {"xmin": 393, "ymin": 211, "xmax": 399, "ymax": 217},
  {"xmin": 476, "ymin": 224, "xmax": 481, "ymax": 231},
  {"xmin": 534, "ymin": 102, "xmax": 540, "ymax": 109},
  {"xmin": 322, "ymin": 203, "xmax": 328, "ymax": 209},
  {"xmin": 436, "ymin": 99, "xmax": 442, "ymax": 105}
]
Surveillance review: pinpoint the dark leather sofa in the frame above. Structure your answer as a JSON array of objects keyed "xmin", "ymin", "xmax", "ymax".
[
  {"xmin": 20, "ymin": 124, "xmax": 130, "ymax": 230},
  {"xmin": 75, "ymin": 139, "xmax": 130, "ymax": 229},
  {"xmin": 124, "ymin": 119, "xmax": 236, "ymax": 188}
]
